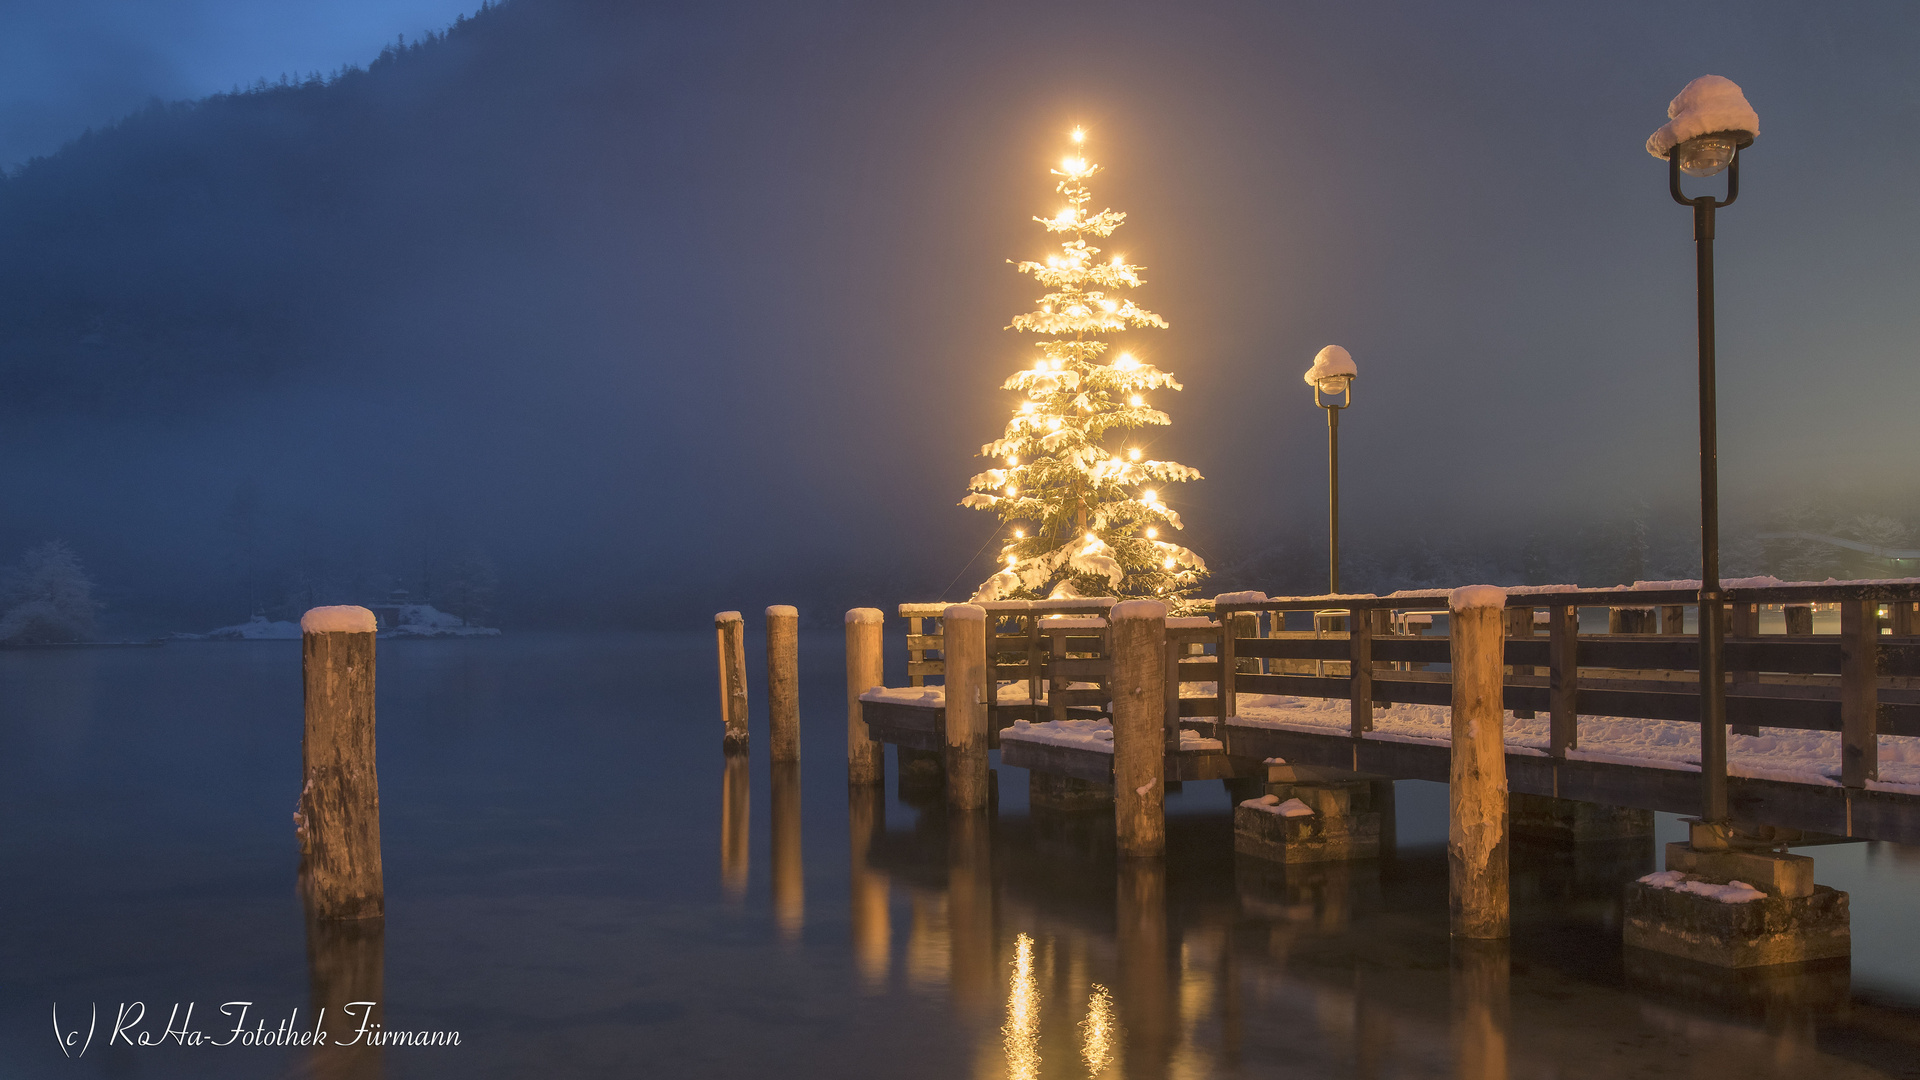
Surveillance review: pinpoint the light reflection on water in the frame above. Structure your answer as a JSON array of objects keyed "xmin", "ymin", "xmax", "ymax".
[{"xmin": 6, "ymin": 632, "xmax": 1920, "ymax": 1079}]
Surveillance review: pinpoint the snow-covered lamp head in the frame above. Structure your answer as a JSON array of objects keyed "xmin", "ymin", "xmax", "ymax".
[
  {"xmin": 1304, "ymin": 345, "xmax": 1356, "ymax": 407},
  {"xmin": 1647, "ymin": 75, "xmax": 1758, "ymax": 178}
]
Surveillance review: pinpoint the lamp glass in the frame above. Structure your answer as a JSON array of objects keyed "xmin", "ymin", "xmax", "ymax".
[
  {"xmin": 1316, "ymin": 374, "xmax": 1352, "ymax": 397},
  {"xmin": 1675, "ymin": 132, "xmax": 1737, "ymax": 178}
]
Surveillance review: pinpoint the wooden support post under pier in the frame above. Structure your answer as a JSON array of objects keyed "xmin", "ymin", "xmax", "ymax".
[
  {"xmin": 1111, "ymin": 600, "xmax": 1167, "ymax": 858},
  {"xmin": 768, "ymin": 605, "xmax": 800, "ymax": 763},
  {"xmin": 299, "ymin": 605, "xmax": 384, "ymax": 922},
  {"xmin": 1449, "ymin": 588, "xmax": 1509, "ymax": 940},
  {"xmin": 844, "ymin": 608, "xmax": 885, "ymax": 786},
  {"xmin": 1661, "ymin": 605, "xmax": 1686, "ymax": 634},
  {"xmin": 716, "ymin": 611, "xmax": 749, "ymax": 753},
  {"xmin": 944, "ymin": 604, "xmax": 990, "ymax": 811}
]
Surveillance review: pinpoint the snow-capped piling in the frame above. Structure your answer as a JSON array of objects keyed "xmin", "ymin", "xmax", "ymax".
[
  {"xmin": 1448, "ymin": 586, "xmax": 1509, "ymax": 939},
  {"xmin": 1111, "ymin": 599, "xmax": 1168, "ymax": 857},
  {"xmin": 767, "ymin": 606, "xmax": 800, "ymax": 763},
  {"xmin": 298, "ymin": 605, "xmax": 383, "ymax": 922},
  {"xmin": 715, "ymin": 612, "xmax": 748, "ymax": 754},
  {"xmin": 942, "ymin": 604, "xmax": 990, "ymax": 811},
  {"xmin": 844, "ymin": 608, "xmax": 885, "ymax": 786}
]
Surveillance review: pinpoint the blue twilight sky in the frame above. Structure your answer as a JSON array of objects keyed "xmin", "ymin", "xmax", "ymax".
[{"xmin": 0, "ymin": 0, "xmax": 481, "ymax": 169}]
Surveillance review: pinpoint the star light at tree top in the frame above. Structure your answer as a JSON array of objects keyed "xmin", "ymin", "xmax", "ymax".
[{"xmin": 962, "ymin": 127, "xmax": 1207, "ymax": 604}]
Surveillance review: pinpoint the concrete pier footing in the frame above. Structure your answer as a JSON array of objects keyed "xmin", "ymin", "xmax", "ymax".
[
  {"xmin": 1233, "ymin": 767, "xmax": 1388, "ymax": 865},
  {"xmin": 1622, "ymin": 819, "xmax": 1851, "ymax": 968}
]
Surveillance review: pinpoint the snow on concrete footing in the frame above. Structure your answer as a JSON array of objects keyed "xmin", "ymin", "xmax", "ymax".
[
  {"xmin": 1622, "ymin": 880, "xmax": 1849, "ymax": 968},
  {"xmin": 1509, "ymin": 793, "xmax": 1655, "ymax": 845},
  {"xmin": 1233, "ymin": 779, "xmax": 1385, "ymax": 865}
]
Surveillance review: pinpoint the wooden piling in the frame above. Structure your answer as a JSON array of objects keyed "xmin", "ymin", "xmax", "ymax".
[
  {"xmin": 844, "ymin": 608, "xmax": 885, "ymax": 786},
  {"xmin": 716, "ymin": 611, "xmax": 749, "ymax": 753},
  {"xmin": 1111, "ymin": 600, "xmax": 1167, "ymax": 858},
  {"xmin": 298, "ymin": 606, "xmax": 384, "ymax": 922},
  {"xmin": 1448, "ymin": 587, "xmax": 1509, "ymax": 940},
  {"xmin": 1661, "ymin": 605, "xmax": 1686, "ymax": 634},
  {"xmin": 767, "ymin": 606, "xmax": 800, "ymax": 762},
  {"xmin": 943, "ymin": 604, "xmax": 989, "ymax": 811}
]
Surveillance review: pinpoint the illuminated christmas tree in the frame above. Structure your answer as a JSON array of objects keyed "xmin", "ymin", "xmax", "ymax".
[{"xmin": 963, "ymin": 128, "xmax": 1207, "ymax": 603}]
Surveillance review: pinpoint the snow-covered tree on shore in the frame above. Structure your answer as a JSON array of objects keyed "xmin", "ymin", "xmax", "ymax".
[
  {"xmin": 0, "ymin": 541, "xmax": 98, "ymax": 644},
  {"xmin": 962, "ymin": 129, "xmax": 1207, "ymax": 603}
]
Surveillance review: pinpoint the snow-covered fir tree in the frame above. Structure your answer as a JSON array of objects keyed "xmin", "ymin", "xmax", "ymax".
[{"xmin": 963, "ymin": 129, "xmax": 1206, "ymax": 603}]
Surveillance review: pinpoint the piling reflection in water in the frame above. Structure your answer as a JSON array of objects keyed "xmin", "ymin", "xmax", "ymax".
[
  {"xmin": 948, "ymin": 810, "xmax": 995, "ymax": 1015},
  {"xmin": 1451, "ymin": 941, "xmax": 1510, "ymax": 1080},
  {"xmin": 848, "ymin": 784, "xmax": 891, "ymax": 990},
  {"xmin": 1117, "ymin": 858, "xmax": 1171, "ymax": 1080},
  {"xmin": 719, "ymin": 752, "xmax": 749, "ymax": 902},
  {"xmin": 771, "ymin": 761, "xmax": 804, "ymax": 941},
  {"xmin": 849, "ymin": 802, "xmax": 1903, "ymax": 1080},
  {"xmin": 1003, "ymin": 932, "xmax": 1041, "ymax": 1080},
  {"xmin": 304, "ymin": 915, "xmax": 384, "ymax": 1080}
]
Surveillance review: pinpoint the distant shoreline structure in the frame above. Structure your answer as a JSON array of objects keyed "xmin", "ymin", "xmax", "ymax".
[{"xmin": 177, "ymin": 602, "xmax": 500, "ymax": 641}]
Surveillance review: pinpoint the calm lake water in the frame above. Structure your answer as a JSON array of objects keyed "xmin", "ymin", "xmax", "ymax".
[{"xmin": 5, "ymin": 632, "xmax": 1920, "ymax": 1078}]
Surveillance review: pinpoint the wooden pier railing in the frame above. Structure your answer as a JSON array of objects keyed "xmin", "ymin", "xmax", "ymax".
[{"xmin": 1216, "ymin": 580, "xmax": 1920, "ymax": 794}]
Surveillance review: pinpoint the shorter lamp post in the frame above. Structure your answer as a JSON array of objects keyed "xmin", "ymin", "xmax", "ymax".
[
  {"xmin": 1304, "ymin": 345, "xmax": 1357, "ymax": 595},
  {"xmin": 1647, "ymin": 75, "xmax": 1759, "ymax": 826}
]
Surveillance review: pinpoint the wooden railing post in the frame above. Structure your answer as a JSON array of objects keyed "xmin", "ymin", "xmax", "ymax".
[
  {"xmin": 1729, "ymin": 601, "xmax": 1759, "ymax": 737},
  {"xmin": 1784, "ymin": 604, "xmax": 1813, "ymax": 636},
  {"xmin": 1448, "ymin": 587, "xmax": 1509, "ymax": 941},
  {"xmin": 1505, "ymin": 605, "xmax": 1534, "ymax": 720},
  {"xmin": 767, "ymin": 605, "xmax": 800, "ymax": 763},
  {"xmin": 299, "ymin": 605, "xmax": 384, "ymax": 922},
  {"xmin": 1111, "ymin": 600, "xmax": 1168, "ymax": 858},
  {"xmin": 1218, "ymin": 608, "xmax": 1238, "ymax": 718},
  {"xmin": 1661, "ymin": 605, "xmax": 1686, "ymax": 634},
  {"xmin": 1841, "ymin": 599, "xmax": 1880, "ymax": 789},
  {"xmin": 716, "ymin": 611, "xmax": 749, "ymax": 753},
  {"xmin": 1547, "ymin": 605, "xmax": 1578, "ymax": 757},
  {"xmin": 943, "ymin": 604, "xmax": 989, "ymax": 811},
  {"xmin": 845, "ymin": 608, "xmax": 885, "ymax": 786},
  {"xmin": 1349, "ymin": 605, "xmax": 1373, "ymax": 735},
  {"xmin": 1048, "ymin": 631, "xmax": 1068, "ymax": 724},
  {"xmin": 1163, "ymin": 631, "xmax": 1182, "ymax": 755}
]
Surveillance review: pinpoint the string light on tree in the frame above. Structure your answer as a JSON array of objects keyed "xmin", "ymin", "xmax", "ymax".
[{"xmin": 960, "ymin": 126, "xmax": 1207, "ymax": 603}]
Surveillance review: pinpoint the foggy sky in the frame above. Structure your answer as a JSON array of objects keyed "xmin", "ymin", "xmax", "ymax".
[{"xmin": 3, "ymin": 0, "xmax": 1919, "ymax": 631}]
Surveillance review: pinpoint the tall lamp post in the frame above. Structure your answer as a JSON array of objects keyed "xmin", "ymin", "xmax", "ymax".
[
  {"xmin": 1647, "ymin": 76, "xmax": 1759, "ymax": 825},
  {"xmin": 1304, "ymin": 345, "xmax": 1357, "ymax": 595}
]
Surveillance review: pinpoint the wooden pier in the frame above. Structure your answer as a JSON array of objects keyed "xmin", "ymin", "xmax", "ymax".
[{"xmin": 853, "ymin": 583, "xmax": 1920, "ymax": 847}]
